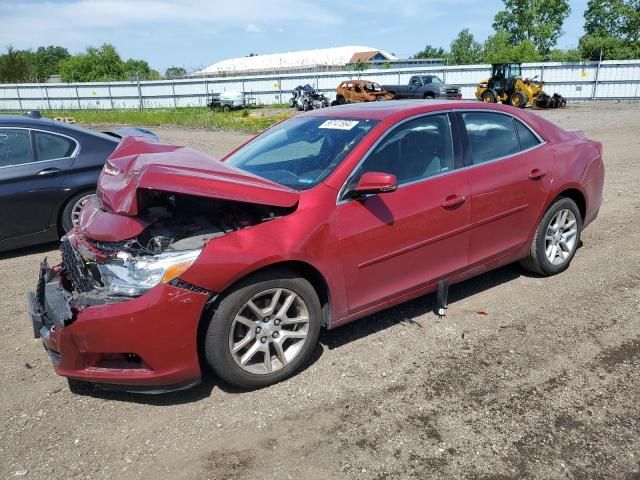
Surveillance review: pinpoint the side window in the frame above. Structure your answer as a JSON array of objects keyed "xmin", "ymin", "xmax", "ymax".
[
  {"xmin": 0, "ymin": 129, "xmax": 33, "ymax": 167},
  {"xmin": 424, "ymin": 77, "xmax": 432, "ymax": 84},
  {"xmin": 515, "ymin": 119, "xmax": 541, "ymax": 151},
  {"xmin": 462, "ymin": 112, "xmax": 519, "ymax": 164},
  {"xmin": 33, "ymin": 131, "xmax": 76, "ymax": 161},
  {"xmin": 360, "ymin": 114, "xmax": 454, "ymax": 185},
  {"xmin": 411, "ymin": 77, "xmax": 421, "ymax": 86}
]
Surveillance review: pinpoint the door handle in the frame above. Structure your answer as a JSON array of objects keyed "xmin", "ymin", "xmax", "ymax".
[
  {"xmin": 37, "ymin": 168, "xmax": 62, "ymax": 176},
  {"xmin": 441, "ymin": 194, "xmax": 466, "ymax": 209},
  {"xmin": 528, "ymin": 169, "xmax": 546, "ymax": 180}
]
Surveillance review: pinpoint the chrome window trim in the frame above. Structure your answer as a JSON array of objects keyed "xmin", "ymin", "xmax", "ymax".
[
  {"xmin": 336, "ymin": 108, "xmax": 546, "ymax": 205},
  {"xmin": 0, "ymin": 126, "xmax": 80, "ymax": 169}
]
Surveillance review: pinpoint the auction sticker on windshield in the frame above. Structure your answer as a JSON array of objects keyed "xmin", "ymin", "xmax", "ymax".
[{"xmin": 319, "ymin": 120, "xmax": 359, "ymax": 130}]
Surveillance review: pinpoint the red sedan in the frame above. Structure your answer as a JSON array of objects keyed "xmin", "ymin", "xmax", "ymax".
[{"xmin": 28, "ymin": 100, "xmax": 604, "ymax": 393}]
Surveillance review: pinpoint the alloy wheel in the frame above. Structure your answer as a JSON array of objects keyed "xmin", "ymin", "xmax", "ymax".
[
  {"xmin": 545, "ymin": 208, "xmax": 578, "ymax": 265},
  {"xmin": 70, "ymin": 194, "xmax": 94, "ymax": 227},
  {"xmin": 229, "ymin": 288, "xmax": 310, "ymax": 375}
]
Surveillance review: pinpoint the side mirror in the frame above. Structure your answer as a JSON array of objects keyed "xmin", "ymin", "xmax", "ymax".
[{"xmin": 347, "ymin": 171, "xmax": 397, "ymax": 198}]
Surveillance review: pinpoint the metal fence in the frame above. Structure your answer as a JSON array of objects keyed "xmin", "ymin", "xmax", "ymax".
[{"xmin": 1, "ymin": 59, "xmax": 639, "ymax": 111}]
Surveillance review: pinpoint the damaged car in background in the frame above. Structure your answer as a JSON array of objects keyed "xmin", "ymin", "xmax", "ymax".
[
  {"xmin": 0, "ymin": 112, "xmax": 157, "ymax": 252},
  {"xmin": 28, "ymin": 101, "xmax": 604, "ymax": 394}
]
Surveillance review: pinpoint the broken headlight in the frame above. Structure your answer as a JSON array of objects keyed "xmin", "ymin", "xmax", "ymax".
[{"xmin": 97, "ymin": 249, "xmax": 202, "ymax": 297}]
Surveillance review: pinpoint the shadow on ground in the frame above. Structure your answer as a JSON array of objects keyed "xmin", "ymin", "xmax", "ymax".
[{"xmin": 90, "ymin": 261, "xmax": 534, "ymax": 405}]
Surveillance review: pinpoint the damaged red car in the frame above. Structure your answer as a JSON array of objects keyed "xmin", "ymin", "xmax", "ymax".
[{"xmin": 27, "ymin": 101, "xmax": 604, "ymax": 393}]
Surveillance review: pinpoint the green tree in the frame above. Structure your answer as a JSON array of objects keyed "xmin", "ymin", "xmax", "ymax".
[
  {"xmin": 123, "ymin": 59, "xmax": 161, "ymax": 80},
  {"xmin": 0, "ymin": 46, "xmax": 31, "ymax": 83},
  {"xmin": 449, "ymin": 29, "xmax": 483, "ymax": 65},
  {"xmin": 59, "ymin": 44, "xmax": 124, "ymax": 82},
  {"xmin": 545, "ymin": 48, "xmax": 583, "ymax": 62},
  {"xmin": 32, "ymin": 45, "xmax": 70, "ymax": 82},
  {"xmin": 483, "ymin": 31, "xmax": 543, "ymax": 63},
  {"xmin": 579, "ymin": 34, "xmax": 640, "ymax": 60},
  {"xmin": 413, "ymin": 44, "xmax": 447, "ymax": 59},
  {"xmin": 351, "ymin": 59, "xmax": 369, "ymax": 71},
  {"xmin": 493, "ymin": 0, "xmax": 571, "ymax": 53},
  {"xmin": 580, "ymin": 0, "xmax": 640, "ymax": 59},
  {"xmin": 165, "ymin": 66, "xmax": 187, "ymax": 78}
]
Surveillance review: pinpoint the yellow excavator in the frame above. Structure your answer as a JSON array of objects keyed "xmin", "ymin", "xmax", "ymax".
[{"xmin": 476, "ymin": 63, "xmax": 566, "ymax": 108}]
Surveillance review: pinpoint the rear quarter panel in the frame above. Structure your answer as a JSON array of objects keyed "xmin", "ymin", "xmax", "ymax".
[{"xmin": 550, "ymin": 136, "xmax": 604, "ymax": 227}]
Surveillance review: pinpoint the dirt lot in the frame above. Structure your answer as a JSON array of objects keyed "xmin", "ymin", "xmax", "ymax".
[{"xmin": 1, "ymin": 102, "xmax": 639, "ymax": 480}]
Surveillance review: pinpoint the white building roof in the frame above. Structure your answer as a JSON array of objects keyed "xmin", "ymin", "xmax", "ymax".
[{"xmin": 198, "ymin": 45, "xmax": 397, "ymax": 75}]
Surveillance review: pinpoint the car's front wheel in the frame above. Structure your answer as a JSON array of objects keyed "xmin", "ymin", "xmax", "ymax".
[
  {"xmin": 520, "ymin": 197, "xmax": 582, "ymax": 275},
  {"xmin": 61, "ymin": 191, "xmax": 95, "ymax": 232},
  {"xmin": 204, "ymin": 271, "xmax": 322, "ymax": 389}
]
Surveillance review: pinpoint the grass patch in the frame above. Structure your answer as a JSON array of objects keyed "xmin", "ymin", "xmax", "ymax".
[{"xmin": 45, "ymin": 107, "xmax": 293, "ymax": 133}]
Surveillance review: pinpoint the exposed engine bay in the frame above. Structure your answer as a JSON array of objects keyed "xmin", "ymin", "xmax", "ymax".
[
  {"xmin": 64, "ymin": 191, "xmax": 293, "ymax": 304},
  {"xmin": 94, "ymin": 190, "xmax": 288, "ymax": 255}
]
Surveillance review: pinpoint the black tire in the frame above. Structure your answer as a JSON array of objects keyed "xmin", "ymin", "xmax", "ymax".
[
  {"xmin": 61, "ymin": 190, "xmax": 95, "ymax": 233},
  {"xmin": 424, "ymin": 93, "xmax": 435, "ymax": 100},
  {"xmin": 510, "ymin": 91, "xmax": 528, "ymax": 108},
  {"xmin": 336, "ymin": 96, "xmax": 346, "ymax": 105},
  {"xmin": 204, "ymin": 270, "xmax": 322, "ymax": 389},
  {"xmin": 67, "ymin": 378, "xmax": 94, "ymax": 395},
  {"xmin": 520, "ymin": 197, "xmax": 582, "ymax": 276},
  {"xmin": 480, "ymin": 89, "xmax": 497, "ymax": 103}
]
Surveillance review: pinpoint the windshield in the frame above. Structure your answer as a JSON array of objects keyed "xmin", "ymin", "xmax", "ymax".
[
  {"xmin": 510, "ymin": 64, "xmax": 522, "ymax": 77},
  {"xmin": 225, "ymin": 116, "xmax": 379, "ymax": 190}
]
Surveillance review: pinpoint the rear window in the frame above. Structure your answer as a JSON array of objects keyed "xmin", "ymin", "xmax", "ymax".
[
  {"xmin": 462, "ymin": 112, "xmax": 519, "ymax": 164},
  {"xmin": 0, "ymin": 129, "xmax": 32, "ymax": 167}
]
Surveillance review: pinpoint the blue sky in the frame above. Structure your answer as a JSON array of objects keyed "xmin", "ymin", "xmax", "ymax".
[{"xmin": 0, "ymin": 0, "xmax": 588, "ymax": 72}]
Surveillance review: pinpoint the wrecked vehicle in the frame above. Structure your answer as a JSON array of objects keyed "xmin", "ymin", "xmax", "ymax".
[
  {"xmin": 28, "ymin": 101, "xmax": 604, "ymax": 393},
  {"xmin": 334, "ymin": 80, "xmax": 395, "ymax": 104},
  {"xmin": 288, "ymin": 84, "xmax": 329, "ymax": 111}
]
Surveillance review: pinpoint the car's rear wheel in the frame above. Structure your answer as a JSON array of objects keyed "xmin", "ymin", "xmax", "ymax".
[
  {"xmin": 336, "ymin": 96, "xmax": 346, "ymax": 105},
  {"xmin": 520, "ymin": 197, "xmax": 582, "ymax": 275},
  {"xmin": 204, "ymin": 271, "xmax": 322, "ymax": 389},
  {"xmin": 61, "ymin": 191, "xmax": 95, "ymax": 232}
]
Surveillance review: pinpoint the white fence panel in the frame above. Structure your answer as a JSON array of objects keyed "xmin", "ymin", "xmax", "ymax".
[{"xmin": 0, "ymin": 60, "xmax": 638, "ymax": 111}]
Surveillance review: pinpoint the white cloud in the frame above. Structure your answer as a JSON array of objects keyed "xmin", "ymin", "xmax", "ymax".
[
  {"xmin": 245, "ymin": 23, "xmax": 263, "ymax": 33},
  {"xmin": 0, "ymin": 0, "xmax": 340, "ymax": 50}
]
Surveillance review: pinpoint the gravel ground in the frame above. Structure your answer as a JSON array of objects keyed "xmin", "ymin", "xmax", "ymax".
[{"xmin": 1, "ymin": 102, "xmax": 639, "ymax": 480}]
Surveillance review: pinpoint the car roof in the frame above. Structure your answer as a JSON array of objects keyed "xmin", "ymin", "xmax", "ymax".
[
  {"xmin": 0, "ymin": 115, "xmax": 118, "ymax": 142},
  {"xmin": 300, "ymin": 100, "xmax": 562, "ymax": 139},
  {"xmin": 301, "ymin": 100, "xmax": 467, "ymax": 120}
]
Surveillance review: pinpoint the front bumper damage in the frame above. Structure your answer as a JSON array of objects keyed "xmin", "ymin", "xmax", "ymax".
[{"xmin": 27, "ymin": 240, "xmax": 212, "ymax": 393}]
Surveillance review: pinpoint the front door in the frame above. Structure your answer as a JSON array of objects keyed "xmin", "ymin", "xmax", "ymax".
[
  {"xmin": 336, "ymin": 113, "xmax": 471, "ymax": 313},
  {"xmin": 408, "ymin": 76, "xmax": 423, "ymax": 99}
]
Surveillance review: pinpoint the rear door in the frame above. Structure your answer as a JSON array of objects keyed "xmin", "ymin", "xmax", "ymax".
[
  {"xmin": 336, "ymin": 113, "xmax": 471, "ymax": 313},
  {"xmin": 459, "ymin": 111, "xmax": 554, "ymax": 265},
  {"xmin": 0, "ymin": 128, "xmax": 78, "ymax": 240}
]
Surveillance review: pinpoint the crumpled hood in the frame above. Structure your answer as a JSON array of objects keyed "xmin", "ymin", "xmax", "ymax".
[{"xmin": 97, "ymin": 136, "xmax": 299, "ymax": 215}]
